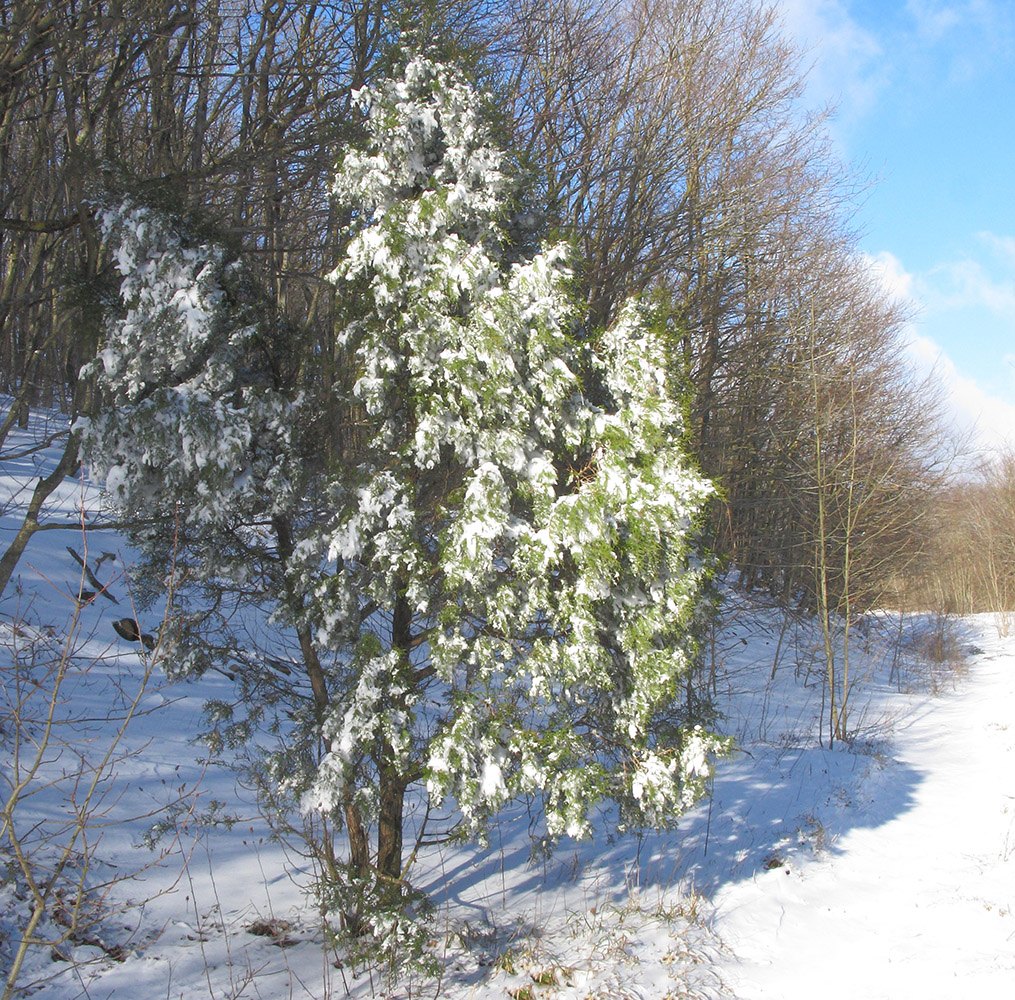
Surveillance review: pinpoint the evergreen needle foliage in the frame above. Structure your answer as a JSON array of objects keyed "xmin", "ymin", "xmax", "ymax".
[{"xmin": 80, "ymin": 55, "xmax": 725, "ymax": 963}]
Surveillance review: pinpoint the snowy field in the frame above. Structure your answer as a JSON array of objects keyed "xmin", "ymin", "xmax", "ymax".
[
  {"xmin": 2, "ymin": 413, "xmax": 1013, "ymax": 999},
  {"xmin": 710, "ymin": 608, "xmax": 1015, "ymax": 999}
]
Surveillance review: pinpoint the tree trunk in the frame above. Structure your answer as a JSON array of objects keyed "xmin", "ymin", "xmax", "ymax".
[
  {"xmin": 376, "ymin": 590, "xmax": 413, "ymax": 883},
  {"xmin": 273, "ymin": 512, "xmax": 372, "ymax": 927},
  {"xmin": 0, "ymin": 435, "xmax": 78, "ymax": 597},
  {"xmin": 343, "ymin": 786, "xmax": 370, "ymax": 879},
  {"xmin": 376, "ymin": 764, "xmax": 406, "ymax": 883}
]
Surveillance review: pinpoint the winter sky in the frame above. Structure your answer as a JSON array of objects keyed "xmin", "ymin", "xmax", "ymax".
[{"xmin": 777, "ymin": 0, "xmax": 1015, "ymax": 455}]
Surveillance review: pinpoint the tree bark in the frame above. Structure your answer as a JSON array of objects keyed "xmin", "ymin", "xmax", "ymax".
[
  {"xmin": 376, "ymin": 764, "xmax": 406, "ymax": 883},
  {"xmin": 375, "ymin": 589, "xmax": 413, "ymax": 883},
  {"xmin": 0, "ymin": 435, "xmax": 78, "ymax": 596}
]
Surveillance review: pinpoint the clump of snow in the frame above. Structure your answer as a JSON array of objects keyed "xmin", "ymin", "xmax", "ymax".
[{"xmin": 77, "ymin": 201, "xmax": 297, "ymax": 539}]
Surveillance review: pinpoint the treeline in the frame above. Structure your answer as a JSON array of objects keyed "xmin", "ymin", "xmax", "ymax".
[
  {"xmin": 0, "ymin": 0, "xmax": 956, "ymax": 611},
  {"xmin": 911, "ymin": 452, "xmax": 1015, "ymax": 618}
]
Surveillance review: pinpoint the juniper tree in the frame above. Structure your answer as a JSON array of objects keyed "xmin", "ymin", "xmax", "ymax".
[{"xmin": 81, "ymin": 56, "xmax": 723, "ymax": 946}]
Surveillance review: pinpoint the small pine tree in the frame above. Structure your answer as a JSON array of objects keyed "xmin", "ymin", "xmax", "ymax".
[
  {"xmin": 295, "ymin": 54, "xmax": 722, "ymax": 904},
  {"xmin": 81, "ymin": 56, "xmax": 724, "ymax": 964},
  {"xmin": 76, "ymin": 200, "xmax": 299, "ymax": 674}
]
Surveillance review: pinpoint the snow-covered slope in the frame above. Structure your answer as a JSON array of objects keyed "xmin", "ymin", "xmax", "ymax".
[
  {"xmin": 712, "ymin": 619, "xmax": 1015, "ymax": 999},
  {"xmin": 3, "ymin": 407, "xmax": 1012, "ymax": 999}
]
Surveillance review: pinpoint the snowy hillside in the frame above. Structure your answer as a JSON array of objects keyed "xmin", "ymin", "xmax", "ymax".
[{"xmin": 2, "ymin": 412, "xmax": 1013, "ymax": 1000}]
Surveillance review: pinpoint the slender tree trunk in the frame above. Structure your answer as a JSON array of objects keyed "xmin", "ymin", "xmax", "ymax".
[
  {"xmin": 809, "ymin": 318, "xmax": 838, "ymax": 748},
  {"xmin": 273, "ymin": 513, "xmax": 371, "ymax": 914},
  {"xmin": 375, "ymin": 590, "xmax": 413, "ymax": 883},
  {"xmin": 0, "ymin": 436, "xmax": 78, "ymax": 596}
]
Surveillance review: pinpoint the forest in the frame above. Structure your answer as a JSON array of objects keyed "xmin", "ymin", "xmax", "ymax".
[{"xmin": 2, "ymin": 2, "xmax": 1014, "ymax": 998}]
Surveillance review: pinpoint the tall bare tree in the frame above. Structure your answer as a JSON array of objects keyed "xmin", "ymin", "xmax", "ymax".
[{"xmin": 496, "ymin": 0, "xmax": 954, "ymax": 617}]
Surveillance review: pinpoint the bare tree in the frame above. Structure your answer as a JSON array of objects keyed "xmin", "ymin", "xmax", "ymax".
[
  {"xmin": 918, "ymin": 451, "xmax": 1015, "ymax": 627},
  {"xmin": 493, "ymin": 0, "xmax": 946, "ymax": 618}
]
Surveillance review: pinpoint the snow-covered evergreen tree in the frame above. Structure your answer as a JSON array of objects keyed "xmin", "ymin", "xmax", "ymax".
[
  {"xmin": 77, "ymin": 203, "xmax": 299, "ymax": 684},
  {"xmin": 291, "ymin": 55, "xmax": 722, "ymax": 901},
  {"xmin": 78, "ymin": 200, "xmax": 296, "ymax": 564},
  {"xmin": 81, "ymin": 56, "xmax": 723, "ymax": 952}
]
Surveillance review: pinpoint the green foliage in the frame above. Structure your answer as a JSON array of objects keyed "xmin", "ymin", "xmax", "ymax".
[
  {"xmin": 81, "ymin": 55, "xmax": 727, "ymax": 975},
  {"xmin": 316, "ymin": 870, "xmax": 440, "ymax": 982}
]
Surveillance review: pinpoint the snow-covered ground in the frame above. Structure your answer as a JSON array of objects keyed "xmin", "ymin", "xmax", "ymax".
[
  {"xmin": 3, "ymin": 408, "xmax": 1013, "ymax": 998},
  {"xmin": 710, "ymin": 611, "xmax": 1015, "ymax": 999}
]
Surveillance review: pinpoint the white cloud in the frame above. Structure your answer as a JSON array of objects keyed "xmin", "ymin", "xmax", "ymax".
[
  {"xmin": 905, "ymin": 0, "xmax": 963, "ymax": 40},
  {"xmin": 976, "ymin": 231, "xmax": 1015, "ymax": 266},
  {"xmin": 906, "ymin": 0, "xmax": 1013, "ymax": 43},
  {"xmin": 775, "ymin": 0, "xmax": 886, "ymax": 136},
  {"xmin": 904, "ymin": 1, "xmax": 1015, "ymax": 84},
  {"xmin": 861, "ymin": 250, "xmax": 1015, "ymax": 453},
  {"xmin": 905, "ymin": 331, "xmax": 1015, "ymax": 455},
  {"xmin": 866, "ymin": 249, "xmax": 916, "ymax": 303},
  {"xmin": 776, "ymin": 0, "xmax": 1015, "ymax": 145},
  {"xmin": 927, "ymin": 259, "xmax": 1015, "ymax": 315},
  {"xmin": 774, "ymin": 5, "xmax": 1015, "ymax": 454},
  {"xmin": 877, "ymin": 251, "xmax": 1015, "ymax": 455},
  {"xmin": 918, "ymin": 232, "xmax": 1015, "ymax": 319}
]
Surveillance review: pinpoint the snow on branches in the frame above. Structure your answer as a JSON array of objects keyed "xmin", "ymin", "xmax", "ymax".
[
  {"xmin": 301, "ymin": 55, "xmax": 723, "ymax": 846},
  {"xmin": 77, "ymin": 201, "xmax": 295, "ymax": 534},
  {"xmin": 78, "ymin": 57, "xmax": 725, "ymax": 924}
]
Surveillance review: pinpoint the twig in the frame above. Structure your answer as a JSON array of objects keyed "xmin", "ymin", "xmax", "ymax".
[{"xmin": 65, "ymin": 546, "xmax": 119, "ymax": 603}]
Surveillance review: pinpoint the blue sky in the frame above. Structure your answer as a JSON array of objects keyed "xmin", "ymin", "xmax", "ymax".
[{"xmin": 777, "ymin": 0, "xmax": 1015, "ymax": 452}]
